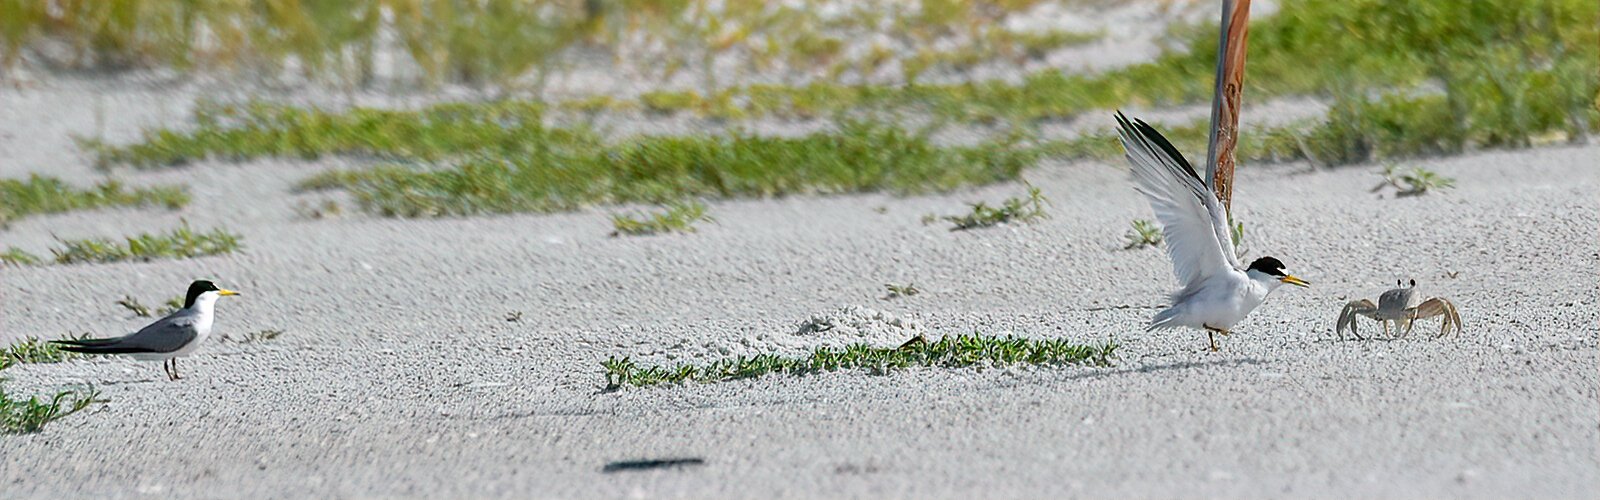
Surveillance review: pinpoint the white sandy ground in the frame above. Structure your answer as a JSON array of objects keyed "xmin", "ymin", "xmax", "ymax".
[
  {"xmin": 0, "ymin": 0, "xmax": 1596, "ymax": 491},
  {"xmin": 0, "ymin": 75, "xmax": 1596, "ymax": 498}
]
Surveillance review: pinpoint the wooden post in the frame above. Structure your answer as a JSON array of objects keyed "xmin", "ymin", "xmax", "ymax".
[{"xmin": 1203, "ymin": 0, "xmax": 1252, "ymax": 213}]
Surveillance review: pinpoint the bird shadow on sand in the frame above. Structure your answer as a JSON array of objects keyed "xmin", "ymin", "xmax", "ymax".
[{"xmin": 601, "ymin": 457, "xmax": 706, "ymax": 473}]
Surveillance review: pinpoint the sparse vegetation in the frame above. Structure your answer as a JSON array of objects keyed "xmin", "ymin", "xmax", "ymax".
[
  {"xmin": 0, "ymin": 336, "xmax": 99, "ymax": 433},
  {"xmin": 116, "ymin": 296, "xmax": 184, "ymax": 318},
  {"xmin": 1124, "ymin": 219, "xmax": 1162, "ymax": 249},
  {"xmin": 89, "ymin": 100, "xmax": 548, "ymax": 169},
  {"xmin": 292, "ymin": 199, "xmax": 343, "ymax": 220},
  {"xmin": 0, "ymin": 382, "xmax": 100, "ymax": 434},
  {"xmin": 3, "ymin": 223, "xmax": 242, "ymax": 266},
  {"xmin": 0, "ymin": 248, "xmax": 41, "ymax": 266},
  {"xmin": 0, "ymin": 0, "xmax": 587, "ymax": 89},
  {"xmin": 0, "ymin": 175, "xmax": 188, "ymax": 225},
  {"xmin": 610, "ymin": 201, "xmax": 714, "ymax": 237},
  {"xmin": 603, "ymin": 334, "xmax": 1119, "ymax": 389},
  {"xmin": 37, "ymin": 0, "xmax": 1599, "ymax": 220},
  {"xmin": 1230, "ymin": 218, "xmax": 1249, "ymax": 261},
  {"xmin": 1372, "ymin": 165, "xmax": 1456, "ymax": 197},
  {"xmin": 882, "ymin": 283, "xmax": 921, "ymax": 300},
  {"xmin": 942, "ymin": 185, "xmax": 1048, "ymax": 231},
  {"xmin": 312, "ymin": 121, "xmax": 1038, "ymax": 217},
  {"xmin": 115, "ymin": 296, "xmax": 152, "ymax": 317},
  {"xmin": 221, "ymin": 329, "xmax": 283, "ymax": 344},
  {"xmin": 1, "ymin": 336, "xmax": 84, "ymax": 371}
]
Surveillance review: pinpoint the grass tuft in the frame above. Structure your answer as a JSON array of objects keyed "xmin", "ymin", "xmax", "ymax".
[
  {"xmin": 942, "ymin": 184, "xmax": 1048, "ymax": 231},
  {"xmin": 3, "ymin": 222, "xmax": 242, "ymax": 266},
  {"xmin": 1230, "ymin": 218, "xmax": 1249, "ymax": 261},
  {"xmin": 882, "ymin": 283, "xmax": 920, "ymax": 300},
  {"xmin": 1124, "ymin": 219, "xmax": 1162, "ymax": 249},
  {"xmin": 115, "ymin": 296, "xmax": 183, "ymax": 317},
  {"xmin": 92, "ymin": 100, "xmax": 549, "ymax": 169},
  {"xmin": 603, "ymin": 334, "xmax": 1118, "ymax": 389},
  {"xmin": 610, "ymin": 201, "xmax": 714, "ymax": 237},
  {"xmin": 1, "ymin": 336, "xmax": 85, "ymax": 371},
  {"xmin": 220, "ymin": 329, "xmax": 283, "ymax": 344},
  {"xmin": 1372, "ymin": 164, "xmax": 1456, "ymax": 197},
  {"xmin": 330, "ymin": 121, "xmax": 1039, "ymax": 217},
  {"xmin": 0, "ymin": 382, "xmax": 100, "ymax": 434},
  {"xmin": 0, "ymin": 248, "xmax": 41, "ymax": 266},
  {"xmin": 0, "ymin": 175, "xmax": 188, "ymax": 224}
]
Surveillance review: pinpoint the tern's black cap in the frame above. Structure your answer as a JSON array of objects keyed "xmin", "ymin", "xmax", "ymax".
[
  {"xmin": 183, "ymin": 280, "xmax": 221, "ymax": 309},
  {"xmin": 1245, "ymin": 257, "xmax": 1287, "ymax": 276}
]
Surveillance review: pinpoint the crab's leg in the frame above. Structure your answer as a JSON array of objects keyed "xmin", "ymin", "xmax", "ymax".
[
  {"xmin": 1436, "ymin": 299, "xmax": 1463, "ymax": 338},
  {"xmin": 1448, "ymin": 300, "xmax": 1463, "ymax": 336},
  {"xmin": 1338, "ymin": 300, "xmax": 1376, "ymax": 340},
  {"xmin": 1411, "ymin": 298, "xmax": 1462, "ymax": 338}
]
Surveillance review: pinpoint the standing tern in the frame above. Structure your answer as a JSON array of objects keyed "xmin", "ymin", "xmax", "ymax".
[
  {"xmin": 53, "ymin": 280, "xmax": 240, "ymax": 380},
  {"xmin": 1115, "ymin": 112, "xmax": 1308, "ymax": 351}
]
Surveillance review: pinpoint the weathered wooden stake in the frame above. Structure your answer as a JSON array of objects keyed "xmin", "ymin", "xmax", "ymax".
[{"xmin": 1203, "ymin": 0, "xmax": 1252, "ymax": 213}]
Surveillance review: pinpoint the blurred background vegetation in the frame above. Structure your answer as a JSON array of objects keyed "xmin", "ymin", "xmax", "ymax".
[{"xmin": 3, "ymin": 0, "xmax": 1597, "ymax": 217}]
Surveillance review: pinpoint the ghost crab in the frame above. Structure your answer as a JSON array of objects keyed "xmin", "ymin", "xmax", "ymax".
[{"xmin": 1336, "ymin": 279, "xmax": 1463, "ymax": 340}]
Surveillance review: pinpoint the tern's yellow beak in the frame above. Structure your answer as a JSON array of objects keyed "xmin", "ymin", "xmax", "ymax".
[
  {"xmin": 1280, "ymin": 275, "xmax": 1310, "ymax": 288},
  {"xmin": 218, "ymin": 289, "xmax": 241, "ymax": 296}
]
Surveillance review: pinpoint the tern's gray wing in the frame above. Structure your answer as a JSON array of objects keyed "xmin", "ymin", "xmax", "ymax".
[
  {"xmin": 57, "ymin": 310, "xmax": 199, "ymax": 354},
  {"xmin": 1116, "ymin": 112, "xmax": 1241, "ymax": 288},
  {"xmin": 117, "ymin": 310, "xmax": 200, "ymax": 353}
]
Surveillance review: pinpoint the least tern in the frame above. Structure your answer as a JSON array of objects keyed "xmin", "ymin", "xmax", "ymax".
[
  {"xmin": 1115, "ymin": 112, "xmax": 1308, "ymax": 351},
  {"xmin": 53, "ymin": 280, "xmax": 240, "ymax": 380}
]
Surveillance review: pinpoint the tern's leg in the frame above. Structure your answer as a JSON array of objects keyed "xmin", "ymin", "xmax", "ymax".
[
  {"xmin": 1203, "ymin": 325, "xmax": 1228, "ymax": 352},
  {"xmin": 172, "ymin": 358, "xmax": 182, "ymax": 380},
  {"xmin": 163, "ymin": 359, "xmax": 173, "ymax": 381}
]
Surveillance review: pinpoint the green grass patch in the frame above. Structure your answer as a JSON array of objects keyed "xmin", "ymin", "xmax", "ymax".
[
  {"xmin": 603, "ymin": 333, "xmax": 1119, "ymax": 389},
  {"xmin": 0, "ymin": 248, "xmax": 41, "ymax": 266},
  {"xmin": 0, "ymin": 336, "xmax": 84, "ymax": 371},
  {"xmin": 74, "ymin": 0, "xmax": 1598, "ymax": 214},
  {"xmin": 611, "ymin": 201, "xmax": 713, "ymax": 237},
  {"xmin": 97, "ymin": 107, "xmax": 1044, "ymax": 216},
  {"xmin": 220, "ymin": 329, "xmax": 284, "ymax": 344},
  {"xmin": 939, "ymin": 184, "xmax": 1048, "ymax": 231},
  {"xmin": 882, "ymin": 283, "xmax": 920, "ymax": 300},
  {"xmin": 115, "ymin": 295, "xmax": 184, "ymax": 318},
  {"xmin": 1371, "ymin": 164, "xmax": 1455, "ymax": 197},
  {"xmin": 623, "ymin": 0, "xmax": 1597, "ymax": 125},
  {"xmin": 0, "ymin": 174, "xmax": 188, "ymax": 224},
  {"xmin": 0, "ymin": 382, "xmax": 99, "ymax": 434},
  {"xmin": 89, "ymin": 100, "xmax": 548, "ymax": 169},
  {"xmin": 316, "ymin": 121, "xmax": 1040, "ymax": 217},
  {"xmin": 2, "ymin": 222, "xmax": 242, "ymax": 266},
  {"xmin": 0, "ymin": 0, "xmax": 586, "ymax": 89},
  {"xmin": 1124, "ymin": 219, "xmax": 1162, "ymax": 250}
]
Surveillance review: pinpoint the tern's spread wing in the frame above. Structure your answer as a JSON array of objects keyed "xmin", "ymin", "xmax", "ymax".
[
  {"xmin": 1116, "ymin": 112, "xmax": 1240, "ymax": 287},
  {"xmin": 56, "ymin": 311, "xmax": 199, "ymax": 354}
]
